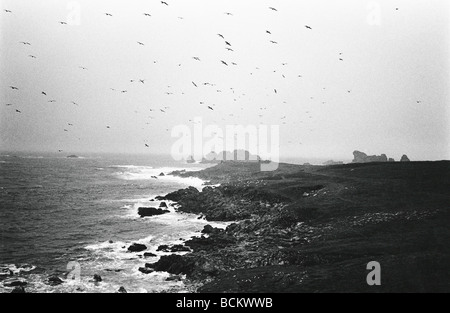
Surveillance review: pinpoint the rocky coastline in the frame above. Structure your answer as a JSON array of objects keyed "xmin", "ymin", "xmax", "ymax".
[{"xmin": 134, "ymin": 160, "xmax": 450, "ymax": 292}]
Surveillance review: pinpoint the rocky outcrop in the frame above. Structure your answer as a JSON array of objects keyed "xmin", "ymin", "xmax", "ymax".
[
  {"xmin": 138, "ymin": 207, "xmax": 169, "ymax": 217},
  {"xmin": 157, "ymin": 244, "xmax": 191, "ymax": 252},
  {"xmin": 93, "ymin": 274, "xmax": 102, "ymax": 282},
  {"xmin": 159, "ymin": 202, "xmax": 168, "ymax": 208},
  {"xmin": 400, "ymin": 155, "xmax": 410, "ymax": 162},
  {"xmin": 11, "ymin": 286, "xmax": 26, "ymax": 293},
  {"xmin": 118, "ymin": 286, "xmax": 127, "ymax": 293},
  {"xmin": 143, "ymin": 252, "xmax": 157, "ymax": 257},
  {"xmin": 146, "ymin": 254, "xmax": 195, "ymax": 275},
  {"xmin": 388, "ymin": 158, "xmax": 395, "ymax": 162},
  {"xmin": 352, "ymin": 150, "xmax": 388, "ymax": 163},
  {"xmin": 127, "ymin": 243, "xmax": 147, "ymax": 252}
]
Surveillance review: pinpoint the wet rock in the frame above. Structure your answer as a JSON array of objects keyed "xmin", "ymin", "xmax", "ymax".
[
  {"xmin": 157, "ymin": 244, "xmax": 190, "ymax": 252},
  {"xmin": 146, "ymin": 254, "xmax": 194, "ymax": 275},
  {"xmin": 159, "ymin": 172, "xmax": 165, "ymax": 176},
  {"xmin": 118, "ymin": 286, "xmax": 127, "ymax": 293},
  {"xmin": 201, "ymin": 225, "xmax": 223, "ymax": 235},
  {"xmin": 138, "ymin": 267, "xmax": 154, "ymax": 274},
  {"xmin": 138, "ymin": 207, "xmax": 170, "ymax": 217},
  {"xmin": 4, "ymin": 280, "xmax": 27, "ymax": 287},
  {"xmin": 159, "ymin": 202, "xmax": 168, "ymax": 208},
  {"xmin": 128, "ymin": 243, "xmax": 147, "ymax": 252},
  {"xmin": 400, "ymin": 154, "xmax": 410, "ymax": 162},
  {"xmin": 143, "ymin": 252, "xmax": 157, "ymax": 257}
]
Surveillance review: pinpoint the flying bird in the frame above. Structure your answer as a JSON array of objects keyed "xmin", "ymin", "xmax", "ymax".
[
  {"xmin": 192, "ymin": 57, "xmax": 201, "ymax": 61},
  {"xmin": 48, "ymin": 100, "xmax": 56, "ymax": 103},
  {"xmin": 41, "ymin": 91, "xmax": 47, "ymax": 95},
  {"xmin": 231, "ymin": 62, "xmax": 237, "ymax": 66},
  {"xmin": 305, "ymin": 25, "xmax": 312, "ymax": 29},
  {"xmin": 143, "ymin": 13, "xmax": 151, "ymax": 17},
  {"xmin": 270, "ymin": 40, "xmax": 278, "ymax": 44},
  {"xmin": 269, "ymin": 7, "xmax": 278, "ymax": 11},
  {"xmin": 79, "ymin": 66, "xmax": 88, "ymax": 70},
  {"xmin": 217, "ymin": 34, "xmax": 224, "ymax": 39},
  {"xmin": 339, "ymin": 58, "xmax": 343, "ymax": 61},
  {"xmin": 161, "ymin": 1, "xmax": 169, "ymax": 5},
  {"xmin": 59, "ymin": 21, "xmax": 67, "ymax": 25},
  {"xmin": 71, "ymin": 101, "xmax": 79, "ymax": 106},
  {"xmin": 192, "ymin": 81, "xmax": 198, "ymax": 87},
  {"xmin": 208, "ymin": 106, "xmax": 214, "ymax": 110},
  {"xmin": 266, "ymin": 30, "xmax": 271, "ymax": 34},
  {"xmin": 145, "ymin": 144, "xmax": 149, "ymax": 147},
  {"xmin": 5, "ymin": 103, "xmax": 13, "ymax": 106},
  {"xmin": 121, "ymin": 90, "xmax": 127, "ymax": 93},
  {"xmin": 224, "ymin": 12, "xmax": 233, "ymax": 16},
  {"xmin": 225, "ymin": 41, "xmax": 231, "ymax": 46},
  {"xmin": 28, "ymin": 55, "xmax": 36, "ymax": 58},
  {"xmin": 15, "ymin": 109, "xmax": 22, "ymax": 113},
  {"xmin": 226, "ymin": 47, "xmax": 234, "ymax": 51},
  {"xmin": 139, "ymin": 79, "xmax": 145, "ymax": 84},
  {"xmin": 9, "ymin": 86, "xmax": 19, "ymax": 90},
  {"xmin": 4, "ymin": 9, "xmax": 12, "ymax": 13},
  {"xmin": 20, "ymin": 41, "xmax": 31, "ymax": 45},
  {"xmin": 137, "ymin": 41, "xmax": 145, "ymax": 45},
  {"xmin": 221, "ymin": 60, "xmax": 228, "ymax": 66},
  {"xmin": 274, "ymin": 89, "xmax": 277, "ymax": 94},
  {"xmin": 105, "ymin": 13, "xmax": 112, "ymax": 16},
  {"xmin": 106, "ymin": 126, "xmax": 110, "ymax": 129}
]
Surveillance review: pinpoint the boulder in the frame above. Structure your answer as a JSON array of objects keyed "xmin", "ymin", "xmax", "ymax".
[
  {"xmin": 388, "ymin": 158, "xmax": 395, "ymax": 162},
  {"xmin": 201, "ymin": 225, "xmax": 223, "ymax": 235},
  {"xmin": 159, "ymin": 172, "xmax": 165, "ymax": 176},
  {"xmin": 138, "ymin": 207, "xmax": 169, "ymax": 217},
  {"xmin": 146, "ymin": 254, "xmax": 194, "ymax": 275},
  {"xmin": 159, "ymin": 202, "xmax": 168, "ymax": 208},
  {"xmin": 400, "ymin": 154, "xmax": 410, "ymax": 162},
  {"xmin": 118, "ymin": 286, "xmax": 127, "ymax": 293},
  {"xmin": 127, "ymin": 243, "xmax": 147, "ymax": 252},
  {"xmin": 143, "ymin": 252, "xmax": 157, "ymax": 257}
]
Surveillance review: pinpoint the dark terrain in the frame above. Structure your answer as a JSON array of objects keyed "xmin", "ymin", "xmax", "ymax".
[{"xmin": 150, "ymin": 161, "xmax": 450, "ymax": 292}]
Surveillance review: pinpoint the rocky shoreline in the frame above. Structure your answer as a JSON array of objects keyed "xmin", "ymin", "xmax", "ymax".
[{"xmin": 134, "ymin": 160, "xmax": 450, "ymax": 292}]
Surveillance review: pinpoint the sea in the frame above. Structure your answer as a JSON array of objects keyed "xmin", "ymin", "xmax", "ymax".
[{"xmin": 0, "ymin": 152, "xmax": 228, "ymax": 293}]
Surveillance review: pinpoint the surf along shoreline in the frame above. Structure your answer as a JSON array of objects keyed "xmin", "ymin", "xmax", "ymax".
[{"xmin": 139, "ymin": 160, "xmax": 450, "ymax": 293}]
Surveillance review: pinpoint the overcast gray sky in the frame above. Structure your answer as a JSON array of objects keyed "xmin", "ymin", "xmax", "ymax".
[{"xmin": 1, "ymin": 0, "xmax": 449, "ymax": 161}]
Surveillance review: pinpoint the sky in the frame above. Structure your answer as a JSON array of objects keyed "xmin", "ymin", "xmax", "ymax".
[{"xmin": 0, "ymin": 0, "xmax": 449, "ymax": 162}]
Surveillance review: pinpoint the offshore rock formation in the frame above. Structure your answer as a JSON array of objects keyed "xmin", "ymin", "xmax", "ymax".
[
  {"xmin": 352, "ymin": 150, "xmax": 388, "ymax": 163},
  {"xmin": 400, "ymin": 155, "xmax": 410, "ymax": 162}
]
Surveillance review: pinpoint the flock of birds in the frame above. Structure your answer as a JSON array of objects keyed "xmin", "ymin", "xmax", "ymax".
[{"xmin": 3, "ymin": 3, "xmax": 422, "ymax": 152}]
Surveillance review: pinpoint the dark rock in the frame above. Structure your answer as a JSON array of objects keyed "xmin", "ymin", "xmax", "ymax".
[
  {"xmin": 4, "ymin": 280, "xmax": 27, "ymax": 287},
  {"xmin": 108, "ymin": 240, "xmax": 114, "ymax": 244},
  {"xmin": 352, "ymin": 150, "xmax": 388, "ymax": 163},
  {"xmin": 146, "ymin": 254, "xmax": 194, "ymax": 275},
  {"xmin": 201, "ymin": 225, "xmax": 223, "ymax": 235},
  {"xmin": 159, "ymin": 202, "xmax": 168, "ymax": 208},
  {"xmin": 127, "ymin": 243, "xmax": 147, "ymax": 252},
  {"xmin": 388, "ymin": 158, "xmax": 395, "ymax": 162},
  {"xmin": 138, "ymin": 207, "xmax": 169, "ymax": 217},
  {"xmin": 155, "ymin": 196, "xmax": 165, "ymax": 201},
  {"xmin": 47, "ymin": 275, "xmax": 63, "ymax": 286},
  {"xmin": 143, "ymin": 252, "xmax": 157, "ymax": 257},
  {"xmin": 157, "ymin": 244, "xmax": 190, "ymax": 252},
  {"xmin": 118, "ymin": 286, "xmax": 127, "ymax": 293},
  {"xmin": 138, "ymin": 267, "xmax": 154, "ymax": 274},
  {"xmin": 400, "ymin": 154, "xmax": 410, "ymax": 162},
  {"xmin": 11, "ymin": 286, "xmax": 26, "ymax": 293},
  {"xmin": 93, "ymin": 274, "xmax": 102, "ymax": 282},
  {"xmin": 159, "ymin": 172, "xmax": 165, "ymax": 176}
]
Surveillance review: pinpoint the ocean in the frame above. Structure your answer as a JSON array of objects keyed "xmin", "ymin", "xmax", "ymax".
[{"xmin": 0, "ymin": 152, "xmax": 227, "ymax": 293}]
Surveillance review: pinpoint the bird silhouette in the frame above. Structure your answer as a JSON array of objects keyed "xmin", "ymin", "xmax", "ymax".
[
  {"xmin": 270, "ymin": 40, "xmax": 278, "ymax": 44},
  {"xmin": 106, "ymin": 126, "xmax": 110, "ymax": 129},
  {"xmin": 137, "ymin": 41, "xmax": 145, "ymax": 45},
  {"xmin": 59, "ymin": 21, "xmax": 67, "ymax": 25},
  {"xmin": 145, "ymin": 144, "xmax": 149, "ymax": 147},
  {"xmin": 274, "ymin": 89, "xmax": 277, "ymax": 93},
  {"xmin": 41, "ymin": 91, "xmax": 47, "ymax": 95},
  {"xmin": 48, "ymin": 100, "xmax": 56, "ymax": 103},
  {"xmin": 15, "ymin": 109, "xmax": 21, "ymax": 113},
  {"xmin": 192, "ymin": 81, "xmax": 198, "ymax": 87},
  {"xmin": 121, "ymin": 90, "xmax": 127, "ymax": 93},
  {"xmin": 208, "ymin": 106, "xmax": 214, "ymax": 110},
  {"xmin": 221, "ymin": 60, "xmax": 228, "ymax": 66},
  {"xmin": 79, "ymin": 66, "xmax": 88, "ymax": 70},
  {"xmin": 161, "ymin": 1, "xmax": 169, "ymax": 5},
  {"xmin": 5, "ymin": 103, "xmax": 13, "ymax": 106},
  {"xmin": 266, "ymin": 30, "xmax": 271, "ymax": 34},
  {"xmin": 339, "ymin": 58, "xmax": 343, "ymax": 61},
  {"xmin": 226, "ymin": 47, "xmax": 234, "ymax": 51},
  {"xmin": 9, "ymin": 86, "xmax": 19, "ymax": 90},
  {"xmin": 5, "ymin": 9, "xmax": 12, "ymax": 13},
  {"xmin": 231, "ymin": 62, "xmax": 237, "ymax": 66},
  {"xmin": 192, "ymin": 57, "xmax": 201, "ymax": 61},
  {"xmin": 224, "ymin": 12, "xmax": 233, "ymax": 16},
  {"xmin": 105, "ymin": 13, "xmax": 112, "ymax": 16},
  {"xmin": 225, "ymin": 41, "xmax": 231, "ymax": 46},
  {"xmin": 20, "ymin": 41, "xmax": 31, "ymax": 45},
  {"xmin": 269, "ymin": 7, "xmax": 277, "ymax": 11},
  {"xmin": 28, "ymin": 55, "xmax": 36, "ymax": 58},
  {"xmin": 71, "ymin": 101, "xmax": 79, "ymax": 106},
  {"xmin": 139, "ymin": 79, "xmax": 145, "ymax": 84},
  {"xmin": 143, "ymin": 13, "xmax": 151, "ymax": 17},
  {"xmin": 305, "ymin": 25, "xmax": 312, "ymax": 29},
  {"xmin": 217, "ymin": 34, "xmax": 224, "ymax": 39}
]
